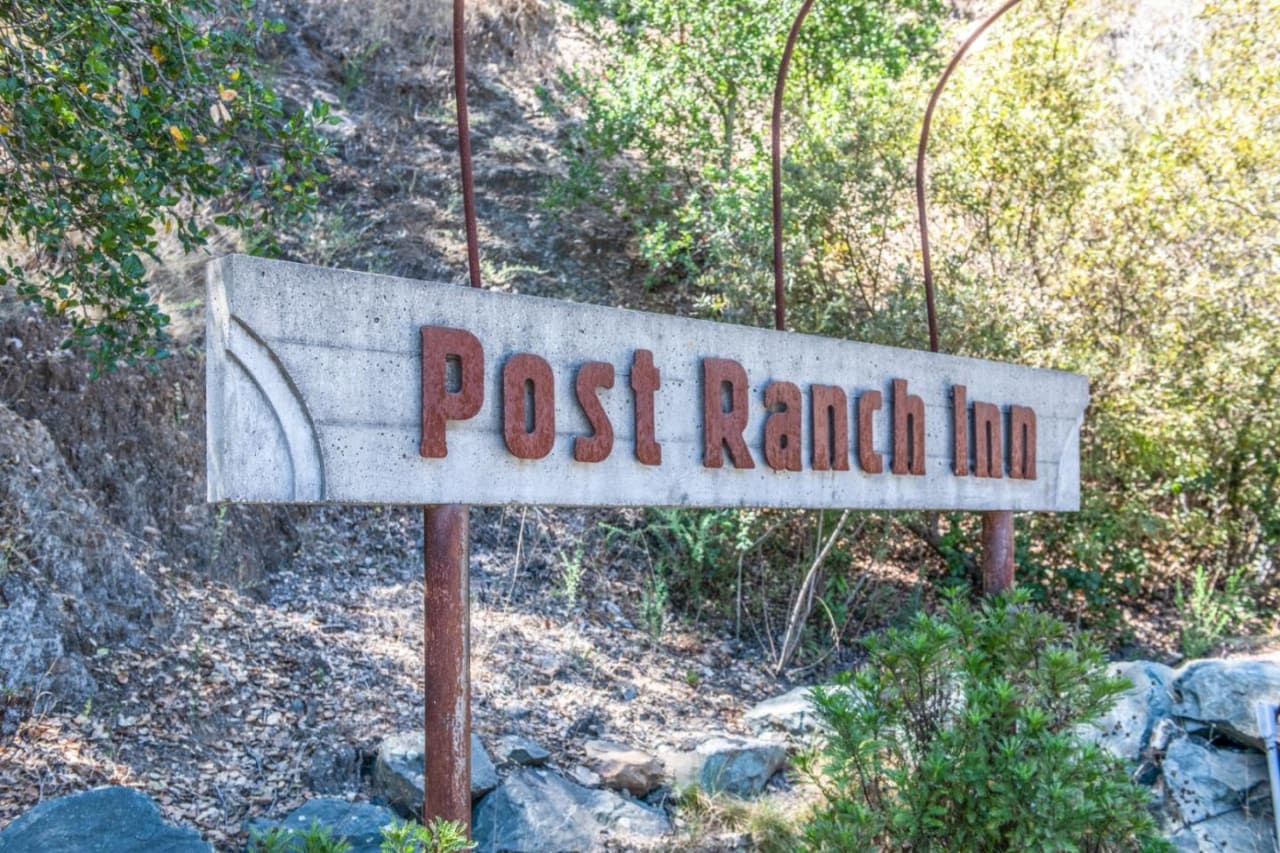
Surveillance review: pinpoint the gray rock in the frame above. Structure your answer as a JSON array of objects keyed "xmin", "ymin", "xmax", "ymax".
[
  {"xmin": 472, "ymin": 767, "xmax": 670, "ymax": 852},
  {"xmin": 245, "ymin": 799, "xmax": 398, "ymax": 853},
  {"xmin": 1161, "ymin": 734, "xmax": 1271, "ymax": 825},
  {"xmin": 0, "ymin": 786, "xmax": 210, "ymax": 853},
  {"xmin": 570, "ymin": 765, "xmax": 602, "ymax": 787},
  {"xmin": 306, "ymin": 744, "xmax": 360, "ymax": 794},
  {"xmin": 0, "ymin": 405, "xmax": 159, "ymax": 704},
  {"xmin": 1172, "ymin": 659, "xmax": 1280, "ymax": 749},
  {"xmin": 1082, "ymin": 660, "xmax": 1175, "ymax": 763},
  {"xmin": 373, "ymin": 732, "xmax": 499, "ymax": 818},
  {"xmin": 743, "ymin": 686, "xmax": 825, "ymax": 739},
  {"xmin": 1165, "ymin": 807, "xmax": 1276, "ymax": 852},
  {"xmin": 494, "ymin": 735, "xmax": 550, "ymax": 767},
  {"xmin": 662, "ymin": 735, "xmax": 788, "ymax": 797},
  {"xmin": 583, "ymin": 739, "xmax": 665, "ymax": 797}
]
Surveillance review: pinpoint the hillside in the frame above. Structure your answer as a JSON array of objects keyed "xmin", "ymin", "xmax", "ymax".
[{"xmin": 1, "ymin": 0, "xmax": 1277, "ymax": 850}]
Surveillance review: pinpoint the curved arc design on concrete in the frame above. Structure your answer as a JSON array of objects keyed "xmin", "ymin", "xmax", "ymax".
[{"xmin": 225, "ymin": 315, "xmax": 325, "ymax": 501}]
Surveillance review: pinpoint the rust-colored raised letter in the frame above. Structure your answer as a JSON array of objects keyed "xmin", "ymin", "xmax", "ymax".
[
  {"xmin": 1009, "ymin": 405, "xmax": 1037, "ymax": 480},
  {"xmin": 763, "ymin": 381, "xmax": 802, "ymax": 472},
  {"xmin": 891, "ymin": 379, "xmax": 925, "ymax": 476},
  {"xmin": 574, "ymin": 361, "xmax": 615, "ymax": 463},
  {"xmin": 811, "ymin": 385, "xmax": 849, "ymax": 472},
  {"xmin": 630, "ymin": 349, "xmax": 662, "ymax": 466},
  {"xmin": 973, "ymin": 401, "xmax": 1002, "ymax": 479},
  {"xmin": 857, "ymin": 390, "xmax": 883, "ymax": 474},
  {"xmin": 421, "ymin": 325, "xmax": 485, "ymax": 458},
  {"xmin": 502, "ymin": 353, "xmax": 555, "ymax": 460},
  {"xmin": 702, "ymin": 358, "xmax": 755, "ymax": 469},
  {"xmin": 952, "ymin": 384, "xmax": 969, "ymax": 476}
]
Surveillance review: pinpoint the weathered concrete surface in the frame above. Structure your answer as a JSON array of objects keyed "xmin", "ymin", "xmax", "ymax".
[
  {"xmin": 0, "ymin": 787, "xmax": 210, "ymax": 853},
  {"xmin": 207, "ymin": 254, "xmax": 1087, "ymax": 510}
]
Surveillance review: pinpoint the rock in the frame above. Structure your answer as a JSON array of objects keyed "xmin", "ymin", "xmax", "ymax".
[
  {"xmin": 306, "ymin": 744, "xmax": 360, "ymax": 794},
  {"xmin": 744, "ymin": 686, "xmax": 825, "ymax": 739},
  {"xmin": 0, "ymin": 786, "xmax": 210, "ymax": 853},
  {"xmin": 245, "ymin": 799, "xmax": 398, "ymax": 853},
  {"xmin": 1161, "ymin": 734, "xmax": 1271, "ymax": 825},
  {"xmin": 583, "ymin": 739, "xmax": 665, "ymax": 797},
  {"xmin": 494, "ymin": 735, "xmax": 550, "ymax": 767},
  {"xmin": 1172, "ymin": 659, "xmax": 1280, "ymax": 749},
  {"xmin": 1082, "ymin": 660, "xmax": 1176, "ymax": 763},
  {"xmin": 373, "ymin": 732, "xmax": 499, "ymax": 818},
  {"xmin": 1165, "ymin": 807, "xmax": 1276, "ymax": 852},
  {"xmin": 570, "ymin": 765, "xmax": 602, "ymax": 787},
  {"xmin": 472, "ymin": 767, "xmax": 670, "ymax": 852},
  {"xmin": 0, "ymin": 405, "xmax": 159, "ymax": 704},
  {"xmin": 661, "ymin": 735, "xmax": 788, "ymax": 797}
]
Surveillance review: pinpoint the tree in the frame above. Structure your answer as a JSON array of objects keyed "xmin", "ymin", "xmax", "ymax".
[{"xmin": 0, "ymin": 0, "xmax": 331, "ymax": 371}]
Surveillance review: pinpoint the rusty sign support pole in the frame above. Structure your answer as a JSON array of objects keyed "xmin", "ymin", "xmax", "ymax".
[
  {"xmin": 423, "ymin": 505, "xmax": 472, "ymax": 830},
  {"xmin": 914, "ymin": 0, "xmax": 1024, "ymax": 596},
  {"xmin": 422, "ymin": 0, "xmax": 483, "ymax": 833}
]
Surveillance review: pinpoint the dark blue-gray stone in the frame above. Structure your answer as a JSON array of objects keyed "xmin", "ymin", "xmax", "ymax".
[
  {"xmin": 472, "ymin": 767, "xmax": 669, "ymax": 853},
  {"xmin": 0, "ymin": 786, "xmax": 211, "ymax": 853},
  {"xmin": 244, "ymin": 799, "xmax": 399, "ymax": 853}
]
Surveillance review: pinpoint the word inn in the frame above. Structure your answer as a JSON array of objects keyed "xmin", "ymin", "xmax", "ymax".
[{"xmin": 419, "ymin": 325, "xmax": 1038, "ymax": 481}]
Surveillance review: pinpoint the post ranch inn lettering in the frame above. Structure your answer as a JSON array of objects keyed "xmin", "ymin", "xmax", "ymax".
[
  {"xmin": 419, "ymin": 325, "xmax": 1037, "ymax": 481},
  {"xmin": 206, "ymin": 255, "xmax": 1085, "ymax": 511}
]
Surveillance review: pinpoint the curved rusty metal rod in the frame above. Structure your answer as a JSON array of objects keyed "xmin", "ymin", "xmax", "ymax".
[
  {"xmin": 454, "ymin": 0, "xmax": 482, "ymax": 288},
  {"xmin": 770, "ymin": 0, "xmax": 818, "ymax": 332},
  {"xmin": 917, "ymin": 0, "xmax": 1024, "ymax": 353}
]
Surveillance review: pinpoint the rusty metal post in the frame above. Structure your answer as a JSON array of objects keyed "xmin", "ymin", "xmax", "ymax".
[
  {"xmin": 981, "ymin": 510, "xmax": 1015, "ymax": 595},
  {"xmin": 419, "ymin": 0, "xmax": 482, "ymax": 832},
  {"xmin": 423, "ymin": 504, "xmax": 471, "ymax": 830}
]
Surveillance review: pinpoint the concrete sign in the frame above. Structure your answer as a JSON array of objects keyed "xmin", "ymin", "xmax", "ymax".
[{"xmin": 207, "ymin": 254, "xmax": 1088, "ymax": 510}]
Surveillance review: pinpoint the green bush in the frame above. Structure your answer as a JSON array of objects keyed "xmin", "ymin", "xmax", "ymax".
[
  {"xmin": 801, "ymin": 591, "xmax": 1171, "ymax": 851},
  {"xmin": 0, "ymin": 0, "xmax": 331, "ymax": 370}
]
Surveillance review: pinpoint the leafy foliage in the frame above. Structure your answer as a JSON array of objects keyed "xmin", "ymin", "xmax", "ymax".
[
  {"xmin": 801, "ymin": 591, "xmax": 1171, "ymax": 851},
  {"xmin": 554, "ymin": 0, "xmax": 1280, "ymax": 618},
  {"xmin": 0, "ymin": 0, "xmax": 331, "ymax": 370}
]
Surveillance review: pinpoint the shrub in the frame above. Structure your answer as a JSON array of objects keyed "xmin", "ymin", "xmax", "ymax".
[{"xmin": 801, "ymin": 590, "xmax": 1171, "ymax": 851}]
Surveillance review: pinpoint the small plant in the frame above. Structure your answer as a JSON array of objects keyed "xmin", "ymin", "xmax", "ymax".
[
  {"xmin": 248, "ymin": 822, "xmax": 351, "ymax": 853},
  {"xmin": 557, "ymin": 546, "xmax": 585, "ymax": 606},
  {"xmin": 801, "ymin": 590, "xmax": 1172, "ymax": 851},
  {"xmin": 640, "ymin": 570, "xmax": 669, "ymax": 640},
  {"xmin": 380, "ymin": 817, "xmax": 476, "ymax": 853},
  {"xmin": 675, "ymin": 784, "xmax": 798, "ymax": 852},
  {"xmin": 1176, "ymin": 564, "xmax": 1253, "ymax": 659}
]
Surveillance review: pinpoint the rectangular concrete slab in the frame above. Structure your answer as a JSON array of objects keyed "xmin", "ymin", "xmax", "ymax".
[{"xmin": 206, "ymin": 254, "xmax": 1088, "ymax": 510}]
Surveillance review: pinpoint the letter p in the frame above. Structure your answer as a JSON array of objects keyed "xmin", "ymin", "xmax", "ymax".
[{"xmin": 421, "ymin": 325, "xmax": 484, "ymax": 458}]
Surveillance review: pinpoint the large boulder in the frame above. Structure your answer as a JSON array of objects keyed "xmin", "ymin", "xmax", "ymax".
[
  {"xmin": 661, "ymin": 735, "xmax": 787, "ymax": 797},
  {"xmin": 373, "ymin": 731, "xmax": 499, "ymax": 818},
  {"xmin": 0, "ymin": 786, "xmax": 210, "ymax": 853},
  {"xmin": 472, "ymin": 767, "xmax": 670, "ymax": 853},
  {"xmin": 1165, "ymin": 807, "xmax": 1276, "ymax": 852},
  {"xmin": 1160, "ymin": 734, "xmax": 1271, "ymax": 825},
  {"xmin": 1171, "ymin": 659, "xmax": 1280, "ymax": 750},
  {"xmin": 1082, "ymin": 660, "xmax": 1176, "ymax": 763},
  {"xmin": 583, "ymin": 739, "xmax": 665, "ymax": 797},
  {"xmin": 0, "ymin": 405, "xmax": 157, "ymax": 704},
  {"xmin": 245, "ymin": 799, "xmax": 398, "ymax": 853}
]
